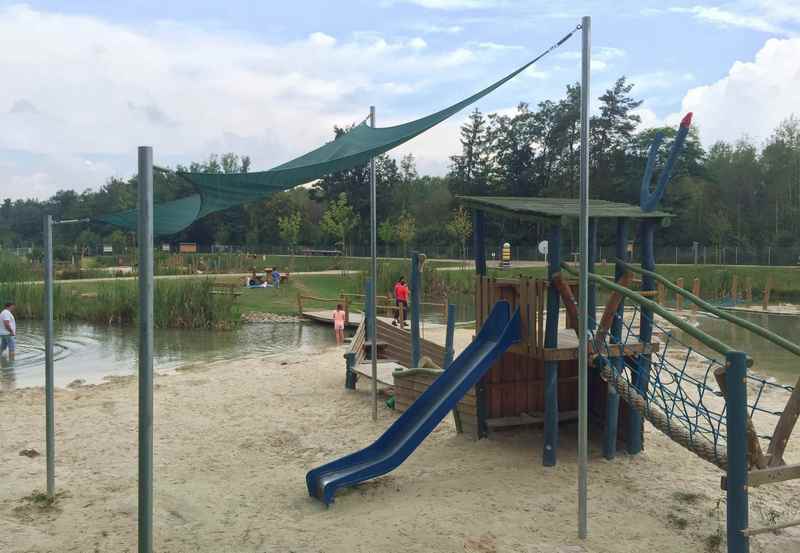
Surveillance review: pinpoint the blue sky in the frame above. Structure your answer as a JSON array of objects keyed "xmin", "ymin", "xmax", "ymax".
[{"xmin": 1, "ymin": 0, "xmax": 799, "ymax": 200}]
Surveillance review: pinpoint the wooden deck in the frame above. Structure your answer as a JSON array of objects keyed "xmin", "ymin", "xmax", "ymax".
[
  {"xmin": 544, "ymin": 328, "xmax": 661, "ymax": 361},
  {"xmin": 353, "ymin": 360, "xmax": 404, "ymax": 386},
  {"xmin": 301, "ymin": 310, "xmax": 364, "ymax": 328}
]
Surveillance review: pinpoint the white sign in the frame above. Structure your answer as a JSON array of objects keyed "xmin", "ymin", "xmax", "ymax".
[{"xmin": 538, "ymin": 240, "xmax": 549, "ymax": 255}]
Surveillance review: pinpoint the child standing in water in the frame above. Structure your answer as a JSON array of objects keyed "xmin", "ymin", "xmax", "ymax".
[{"xmin": 333, "ymin": 304, "xmax": 346, "ymax": 345}]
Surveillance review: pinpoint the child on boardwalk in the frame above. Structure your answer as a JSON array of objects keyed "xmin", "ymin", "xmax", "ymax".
[{"xmin": 333, "ymin": 304, "xmax": 346, "ymax": 345}]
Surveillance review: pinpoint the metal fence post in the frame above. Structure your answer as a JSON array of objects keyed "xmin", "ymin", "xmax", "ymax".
[{"xmin": 43, "ymin": 215, "xmax": 55, "ymax": 498}]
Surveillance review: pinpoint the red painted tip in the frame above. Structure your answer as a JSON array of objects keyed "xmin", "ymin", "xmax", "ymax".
[{"xmin": 680, "ymin": 112, "xmax": 693, "ymax": 128}]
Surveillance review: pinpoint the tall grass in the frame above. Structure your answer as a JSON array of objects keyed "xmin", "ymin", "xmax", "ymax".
[
  {"xmin": 0, "ymin": 279, "xmax": 239, "ymax": 329},
  {"xmin": 0, "ymin": 252, "xmax": 38, "ymax": 283}
]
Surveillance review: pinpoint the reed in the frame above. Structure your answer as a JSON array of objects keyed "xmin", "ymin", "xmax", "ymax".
[{"xmin": 0, "ymin": 279, "xmax": 239, "ymax": 330}]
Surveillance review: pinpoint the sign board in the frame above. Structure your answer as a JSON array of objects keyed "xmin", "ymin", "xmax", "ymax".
[
  {"xmin": 538, "ymin": 240, "xmax": 549, "ymax": 255},
  {"xmin": 103, "ymin": 245, "xmax": 113, "ymax": 254},
  {"xmin": 178, "ymin": 242, "xmax": 197, "ymax": 253},
  {"xmin": 161, "ymin": 243, "xmax": 171, "ymax": 252}
]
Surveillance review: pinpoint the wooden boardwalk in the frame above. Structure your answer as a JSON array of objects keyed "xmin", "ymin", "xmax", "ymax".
[{"xmin": 301, "ymin": 310, "xmax": 364, "ymax": 328}]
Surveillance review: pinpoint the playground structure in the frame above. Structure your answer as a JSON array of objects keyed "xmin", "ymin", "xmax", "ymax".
[{"xmin": 306, "ymin": 115, "xmax": 800, "ymax": 551}]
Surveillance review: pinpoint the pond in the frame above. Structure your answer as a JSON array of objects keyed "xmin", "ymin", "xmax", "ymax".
[
  {"xmin": 673, "ymin": 309, "xmax": 800, "ymax": 385},
  {"xmin": 0, "ymin": 319, "xmax": 337, "ymax": 390}
]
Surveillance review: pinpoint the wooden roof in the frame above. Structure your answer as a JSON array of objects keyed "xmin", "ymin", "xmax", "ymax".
[{"xmin": 457, "ymin": 196, "xmax": 672, "ymax": 220}]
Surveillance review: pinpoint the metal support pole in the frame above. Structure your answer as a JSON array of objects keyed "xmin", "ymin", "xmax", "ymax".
[
  {"xmin": 137, "ymin": 146, "xmax": 154, "ymax": 553},
  {"xmin": 410, "ymin": 252, "xmax": 422, "ymax": 368},
  {"xmin": 577, "ymin": 14, "xmax": 591, "ymax": 540},
  {"xmin": 726, "ymin": 351, "xmax": 750, "ymax": 553},
  {"xmin": 543, "ymin": 223, "xmax": 561, "ymax": 467},
  {"xmin": 369, "ymin": 106, "xmax": 378, "ymax": 421},
  {"xmin": 473, "ymin": 210, "xmax": 486, "ymax": 276},
  {"xmin": 43, "ymin": 215, "xmax": 55, "ymax": 498},
  {"xmin": 443, "ymin": 304, "xmax": 456, "ymax": 368}
]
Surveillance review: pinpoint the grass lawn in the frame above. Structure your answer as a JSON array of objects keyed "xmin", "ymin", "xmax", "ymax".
[{"xmin": 213, "ymin": 273, "xmax": 362, "ymax": 315}]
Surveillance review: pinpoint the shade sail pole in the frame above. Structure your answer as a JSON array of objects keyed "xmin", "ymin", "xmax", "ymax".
[
  {"xmin": 369, "ymin": 106, "xmax": 378, "ymax": 422},
  {"xmin": 43, "ymin": 215, "xmax": 55, "ymax": 498},
  {"xmin": 137, "ymin": 146, "xmax": 154, "ymax": 553},
  {"xmin": 578, "ymin": 14, "xmax": 591, "ymax": 541}
]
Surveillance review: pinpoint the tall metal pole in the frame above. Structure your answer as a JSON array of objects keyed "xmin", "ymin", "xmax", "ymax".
[
  {"xmin": 369, "ymin": 106, "xmax": 378, "ymax": 421},
  {"xmin": 43, "ymin": 214, "xmax": 55, "ymax": 498},
  {"xmin": 137, "ymin": 146, "xmax": 154, "ymax": 553},
  {"xmin": 578, "ymin": 14, "xmax": 591, "ymax": 541}
]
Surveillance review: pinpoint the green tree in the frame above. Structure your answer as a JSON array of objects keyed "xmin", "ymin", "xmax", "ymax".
[
  {"xmin": 321, "ymin": 193, "xmax": 359, "ymax": 255},
  {"xmin": 446, "ymin": 207, "xmax": 472, "ymax": 264},
  {"xmin": 395, "ymin": 211, "xmax": 416, "ymax": 257},
  {"xmin": 279, "ymin": 211, "xmax": 302, "ymax": 270},
  {"xmin": 378, "ymin": 219, "xmax": 396, "ymax": 257}
]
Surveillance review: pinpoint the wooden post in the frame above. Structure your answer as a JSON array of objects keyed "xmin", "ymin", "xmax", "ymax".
[
  {"xmin": 544, "ymin": 221, "xmax": 561, "ymax": 466},
  {"xmin": 714, "ymin": 366, "xmax": 766, "ymax": 469},
  {"xmin": 692, "ymin": 278, "xmax": 701, "ymax": 314},
  {"xmin": 725, "ymin": 351, "xmax": 751, "ymax": 553},
  {"xmin": 604, "ymin": 217, "xmax": 628, "ymax": 460},
  {"xmin": 657, "ymin": 281, "xmax": 666, "ymax": 305},
  {"xmin": 588, "ymin": 219, "xmax": 597, "ymax": 330},
  {"xmin": 343, "ymin": 295, "xmax": 350, "ymax": 324},
  {"xmin": 762, "ymin": 277, "xmax": 772, "ymax": 312},
  {"xmin": 675, "ymin": 277, "xmax": 684, "ymax": 311},
  {"xmin": 767, "ymin": 378, "xmax": 800, "ymax": 467},
  {"xmin": 731, "ymin": 275, "xmax": 738, "ymax": 305},
  {"xmin": 629, "ymin": 219, "xmax": 656, "ymax": 455},
  {"xmin": 746, "ymin": 277, "xmax": 753, "ymax": 303}
]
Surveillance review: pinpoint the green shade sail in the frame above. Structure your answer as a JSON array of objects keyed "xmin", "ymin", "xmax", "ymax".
[{"xmin": 96, "ymin": 28, "xmax": 579, "ymax": 236}]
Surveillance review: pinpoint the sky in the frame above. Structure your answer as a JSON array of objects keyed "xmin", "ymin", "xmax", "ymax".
[{"xmin": 1, "ymin": 0, "xmax": 799, "ymax": 201}]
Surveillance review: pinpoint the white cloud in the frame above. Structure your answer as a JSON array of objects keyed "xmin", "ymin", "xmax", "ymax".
[
  {"xmin": 413, "ymin": 23, "xmax": 464, "ymax": 34},
  {"xmin": 670, "ymin": 5, "xmax": 785, "ymax": 33},
  {"xmin": 408, "ymin": 37, "xmax": 428, "ymax": 49},
  {"xmin": 668, "ymin": 37, "xmax": 800, "ymax": 145},
  {"xmin": 392, "ymin": 0, "xmax": 502, "ymax": 9},
  {"xmin": 0, "ymin": 5, "xmax": 507, "ymax": 200},
  {"xmin": 309, "ymin": 32, "xmax": 337, "ymax": 47}
]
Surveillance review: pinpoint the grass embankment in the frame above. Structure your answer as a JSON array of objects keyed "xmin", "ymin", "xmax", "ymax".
[{"xmin": 0, "ymin": 279, "xmax": 239, "ymax": 329}]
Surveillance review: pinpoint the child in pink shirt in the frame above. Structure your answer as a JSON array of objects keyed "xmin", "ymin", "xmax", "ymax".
[{"xmin": 333, "ymin": 304, "xmax": 346, "ymax": 345}]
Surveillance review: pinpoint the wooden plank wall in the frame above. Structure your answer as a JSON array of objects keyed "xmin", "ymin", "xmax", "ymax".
[
  {"xmin": 376, "ymin": 319, "xmax": 446, "ymax": 368},
  {"xmin": 394, "ymin": 370, "xmax": 480, "ymax": 439}
]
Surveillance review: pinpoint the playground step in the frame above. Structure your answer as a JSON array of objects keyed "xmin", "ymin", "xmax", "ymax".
[
  {"xmin": 360, "ymin": 358, "xmax": 400, "ymax": 365},
  {"xmin": 362, "ymin": 340, "xmax": 389, "ymax": 348}
]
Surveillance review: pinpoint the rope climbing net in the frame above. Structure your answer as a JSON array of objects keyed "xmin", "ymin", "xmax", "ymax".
[{"xmin": 589, "ymin": 304, "xmax": 794, "ymax": 470}]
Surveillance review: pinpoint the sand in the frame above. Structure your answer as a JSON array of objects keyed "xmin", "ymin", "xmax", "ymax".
[{"xmin": 1, "ymin": 327, "xmax": 799, "ymax": 553}]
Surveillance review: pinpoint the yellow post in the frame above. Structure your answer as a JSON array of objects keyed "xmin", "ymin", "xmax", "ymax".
[
  {"xmin": 691, "ymin": 278, "xmax": 700, "ymax": 313},
  {"xmin": 763, "ymin": 277, "xmax": 772, "ymax": 312},
  {"xmin": 676, "ymin": 277, "xmax": 684, "ymax": 311}
]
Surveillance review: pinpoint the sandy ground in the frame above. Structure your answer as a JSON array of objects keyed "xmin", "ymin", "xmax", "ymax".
[{"xmin": 1, "ymin": 327, "xmax": 799, "ymax": 553}]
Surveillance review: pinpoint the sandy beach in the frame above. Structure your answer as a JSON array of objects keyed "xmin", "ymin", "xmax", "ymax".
[{"xmin": 1, "ymin": 326, "xmax": 799, "ymax": 553}]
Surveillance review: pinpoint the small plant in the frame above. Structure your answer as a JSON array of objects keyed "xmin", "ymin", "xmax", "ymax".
[
  {"xmin": 666, "ymin": 512, "xmax": 689, "ymax": 530},
  {"xmin": 703, "ymin": 531, "xmax": 723, "ymax": 553},
  {"xmin": 672, "ymin": 490, "xmax": 703, "ymax": 504}
]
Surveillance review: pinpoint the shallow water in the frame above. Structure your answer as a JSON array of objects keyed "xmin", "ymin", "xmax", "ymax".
[
  {"xmin": 0, "ymin": 319, "xmax": 337, "ymax": 390},
  {"xmin": 672, "ymin": 309, "xmax": 800, "ymax": 385}
]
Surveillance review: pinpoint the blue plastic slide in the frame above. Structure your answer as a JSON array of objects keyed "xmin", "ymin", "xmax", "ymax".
[{"xmin": 306, "ymin": 300, "xmax": 521, "ymax": 505}]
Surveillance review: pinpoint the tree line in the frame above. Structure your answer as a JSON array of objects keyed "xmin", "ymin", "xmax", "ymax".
[{"xmin": 1, "ymin": 76, "xmax": 799, "ymax": 260}]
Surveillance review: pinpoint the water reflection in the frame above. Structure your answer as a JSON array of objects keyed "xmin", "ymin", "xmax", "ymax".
[
  {"xmin": 672, "ymin": 310, "xmax": 800, "ymax": 385},
  {"xmin": 3, "ymin": 319, "xmax": 337, "ymax": 390}
]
